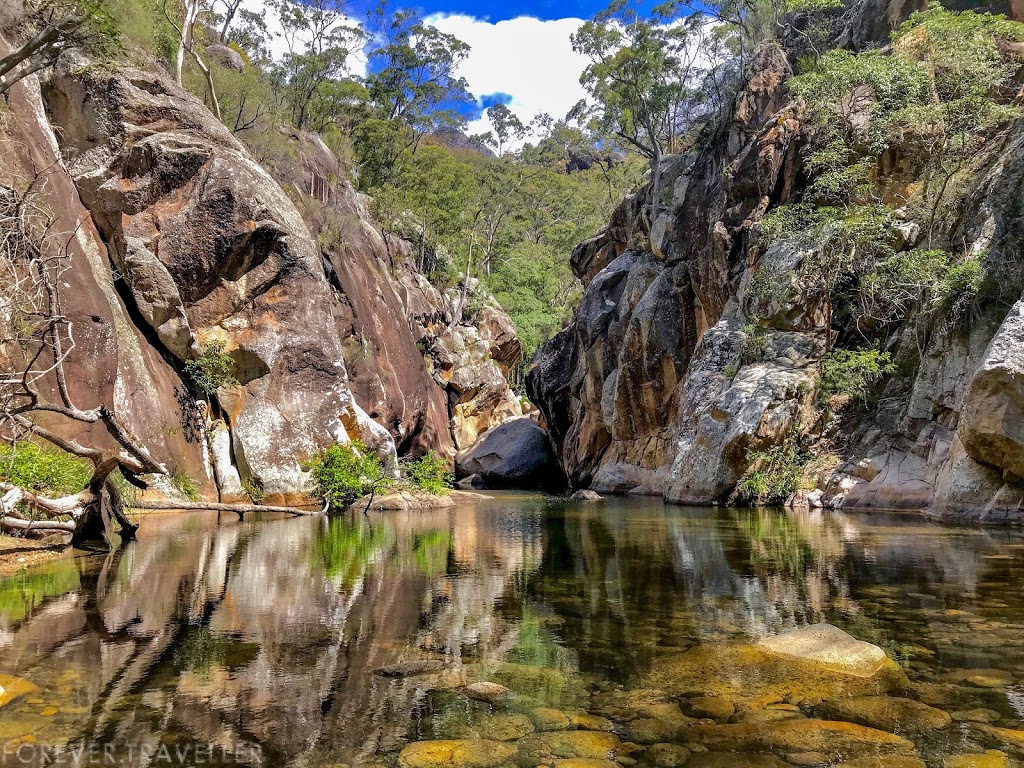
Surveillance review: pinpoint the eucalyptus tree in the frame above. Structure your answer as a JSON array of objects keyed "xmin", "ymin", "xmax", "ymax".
[
  {"xmin": 0, "ymin": 0, "xmax": 119, "ymax": 96},
  {"xmin": 572, "ymin": 2, "xmax": 712, "ymax": 221}
]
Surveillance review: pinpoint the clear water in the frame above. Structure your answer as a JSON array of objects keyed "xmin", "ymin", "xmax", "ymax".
[{"xmin": 0, "ymin": 494, "xmax": 1022, "ymax": 766}]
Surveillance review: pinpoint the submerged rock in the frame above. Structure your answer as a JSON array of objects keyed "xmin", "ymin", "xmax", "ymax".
[
  {"xmin": 476, "ymin": 713, "xmax": 534, "ymax": 741},
  {"xmin": 818, "ymin": 696, "xmax": 952, "ymax": 733},
  {"xmin": 397, "ymin": 739, "xmax": 517, "ymax": 768},
  {"xmin": 679, "ymin": 719, "xmax": 918, "ymax": 761},
  {"xmin": 532, "ymin": 707, "xmax": 571, "ymax": 731},
  {"xmin": 646, "ymin": 743, "xmax": 691, "ymax": 767},
  {"xmin": 756, "ymin": 624, "xmax": 889, "ymax": 678},
  {"xmin": 570, "ymin": 490, "xmax": 604, "ymax": 501},
  {"xmin": 0, "ymin": 675, "xmax": 37, "ymax": 708},
  {"xmin": 373, "ymin": 660, "xmax": 449, "ymax": 678},
  {"xmin": 683, "ymin": 696, "xmax": 736, "ymax": 720},
  {"xmin": 516, "ymin": 731, "xmax": 620, "ymax": 763},
  {"xmin": 643, "ymin": 632, "xmax": 906, "ymax": 703},
  {"xmin": 687, "ymin": 755, "xmax": 789, "ymax": 768},
  {"xmin": 464, "ymin": 682, "xmax": 514, "ymax": 705}
]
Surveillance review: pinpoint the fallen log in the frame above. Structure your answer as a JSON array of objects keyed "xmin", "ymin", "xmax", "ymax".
[{"xmin": 131, "ymin": 500, "xmax": 322, "ymax": 519}]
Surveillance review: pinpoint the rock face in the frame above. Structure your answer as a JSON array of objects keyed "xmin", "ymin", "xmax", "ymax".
[
  {"xmin": 455, "ymin": 418, "xmax": 564, "ymax": 490},
  {"xmin": 528, "ymin": 43, "xmax": 811, "ymax": 501},
  {"xmin": 0, "ymin": 45, "xmax": 523, "ymax": 505},
  {"xmin": 527, "ymin": 2, "xmax": 1024, "ymax": 520}
]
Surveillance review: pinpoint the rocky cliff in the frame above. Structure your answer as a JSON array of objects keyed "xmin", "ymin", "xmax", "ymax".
[
  {"xmin": 0, "ymin": 44, "xmax": 523, "ymax": 505},
  {"xmin": 528, "ymin": 3, "xmax": 1024, "ymax": 522}
]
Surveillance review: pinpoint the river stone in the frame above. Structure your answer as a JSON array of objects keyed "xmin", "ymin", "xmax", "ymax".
[
  {"xmin": 733, "ymin": 708, "xmax": 805, "ymax": 724},
  {"xmin": 568, "ymin": 713, "xmax": 614, "ymax": 732},
  {"xmin": 490, "ymin": 662, "xmax": 568, "ymax": 700},
  {"xmin": 785, "ymin": 753, "xmax": 829, "ymax": 766},
  {"xmin": 971, "ymin": 725, "xmax": 1024, "ymax": 755},
  {"xmin": 687, "ymin": 755, "xmax": 789, "ymax": 768},
  {"xmin": 684, "ymin": 696, "xmax": 735, "ymax": 720},
  {"xmin": 944, "ymin": 752, "xmax": 1008, "ymax": 768},
  {"xmin": 819, "ymin": 696, "xmax": 952, "ymax": 732},
  {"xmin": 397, "ymin": 740, "xmax": 517, "ymax": 768},
  {"xmin": 835, "ymin": 759, "xmax": 926, "ymax": 768},
  {"xmin": 627, "ymin": 718, "xmax": 686, "ymax": 744},
  {"xmin": 570, "ymin": 490, "xmax": 603, "ymax": 501},
  {"xmin": 551, "ymin": 761, "xmax": 617, "ymax": 768},
  {"xmin": 647, "ymin": 743, "xmax": 691, "ymax": 767},
  {"xmin": 464, "ymin": 682, "xmax": 514, "ymax": 704},
  {"xmin": 359, "ymin": 491, "xmax": 456, "ymax": 512},
  {"xmin": 516, "ymin": 731, "xmax": 620, "ymax": 763},
  {"xmin": 532, "ymin": 707, "xmax": 571, "ymax": 730},
  {"xmin": 374, "ymin": 660, "xmax": 449, "ymax": 677},
  {"xmin": 951, "ymin": 709, "xmax": 1002, "ymax": 724},
  {"xmin": 643, "ymin": 641, "xmax": 906, "ymax": 704},
  {"xmin": 0, "ymin": 676, "xmax": 38, "ymax": 708},
  {"xmin": 756, "ymin": 625, "xmax": 888, "ymax": 678},
  {"xmin": 477, "ymin": 714, "xmax": 534, "ymax": 741},
  {"xmin": 677, "ymin": 719, "xmax": 918, "ymax": 760},
  {"xmin": 965, "ymin": 670, "xmax": 1014, "ymax": 688}
]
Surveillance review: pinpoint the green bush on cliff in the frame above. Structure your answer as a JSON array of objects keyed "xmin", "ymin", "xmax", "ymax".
[
  {"xmin": 0, "ymin": 442, "xmax": 90, "ymax": 497},
  {"xmin": 404, "ymin": 452, "xmax": 453, "ymax": 496},
  {"xmin": 184, "ymin": 340, "xmax": 237, "ymax": 395},
  {"xmin": 819, "ymin": 348, "xmax": 896, "ymax": 406},
  {"xmin": 306, "ymin": 441, "xmax": 393, "ymax": 511},
  {"xmin": 735, "ymin": 435, "xmax": 809, "ymax": 507}
]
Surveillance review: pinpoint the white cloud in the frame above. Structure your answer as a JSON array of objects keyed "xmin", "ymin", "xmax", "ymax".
[{"xmin": 424, "ymin": 14, "xmax": 589, "ymax": 147}]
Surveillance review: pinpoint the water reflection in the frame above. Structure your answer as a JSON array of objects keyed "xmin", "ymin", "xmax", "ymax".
[{"xmin": 0, "ymin": 497, "xmax": 1020, "ymax": 766}]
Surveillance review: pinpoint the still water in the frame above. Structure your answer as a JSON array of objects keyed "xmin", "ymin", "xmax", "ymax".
[{"xmin": 0, "ymin": 494, "xmax": 1022, "ymax": 767}]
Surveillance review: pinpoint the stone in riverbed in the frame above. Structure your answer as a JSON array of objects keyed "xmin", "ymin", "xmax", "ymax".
[
  {"xmin": 647, "ymin": 743, "xmax": 691, "ymax": 767},
  {"xmin": 552, "ymin": 761, "xmax": 617, "ymax": 768},
  {"xmin": 785, "ymin": 753, "xmax": 829, "ymax": 767},
  {"xmin": 570, "ymin": 490, "xmax": 603, "ymax": 501},
  {"xmin": 457, "ymin": 474, "xmax": 487, "ymax": 490},
  {"xmin": 818, "ymin": 696, "xmax": 952, "ymax": 733},
  {"xmin": 687, "ymin": 755, "xmax": 788, "ymax": 768},
  {"xmin": 532, "ymin": 707, "xmax": 571, "ymax": 731},
  {"xmin": 568, "ymin": 713, "xmax": 614, "ymax": 732},
  {"xmin": 0, "ymin": 676, "xmax": 38, "ymax": 708},
  {"xmin": 455, "ymin": 418, "xmax": 564, "ymax": 490},
  {"xmin": 516, "ymin": 731, "xmax": 620, "ymax": 763},
  {"xmin": 476, "ymin": 713, "xmax": 534, "ymax": 741},
  {"xmin": 944, "ymin": 752, "xmax": 1008, "ymax": 768},
  {"xmin": 464, "ymin": 682, "xmax": 514, "ymax": 705},
  {"xmin": 677, "ymin": 719, "xmax": 918, "ymax": 761},
  {"xmin": 397, "ymin": 739, "xmax": 517, "ymax": 768},
  {"xmin": 374, "ymin": 660, "xmax": 449, "ymax": 677},
  {"xmin": 358, "ymin": 490, "xmax": 455, "ymax": 512},
  {"xmin": 951, "ymin": 709, "xmax": 1002, "ymax": 724},
  {"xmin": 971, "ymin": 725, "xmax": 1024, "ymax": 756},
  {"xmin": 756, "ymin": 624, "xmax": 888, "ymax": 678},
  {"xmin": 683, "ymin": 696, "xmax": 735, "ymax": 720},
  {"xmin": 643, "ymin": 629, "xmax": 906, "ymax": 704},
  {"xmin": 835, "ymin": 759, "xmax": 925, "ymax": 768}
]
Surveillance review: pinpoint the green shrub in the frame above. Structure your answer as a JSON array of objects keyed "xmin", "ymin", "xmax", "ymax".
[
  {"xmin": 819, "ymin": 348, "xmax": 896, "ymax": 405},
  {"xmin": 241, "ymin": 476, "xmax": 265, "ymax": 503},
  {"xmin": 934, "ymin": 257, "xmax": 985, "ymax": 331},
  {"xmin": 0, "ymin": 442, "xmax": 90, "ymax": 497},
  {"xmin": 404, "ymin": 451, "xmax": 453, "ymax": 495},
  {"xmin": 305, "ymin": 441, "xmax": 393, "ymax": 511},
  {"xmin": 170, "ymin": 468, "xmax": 199, "ymax": 502},
  {"xmin": 184, "ymin": 340, "xmax": 237, "ymax": 395},
  {"xmin": 734, "ymin": 436, "xmax": 809, "ymax": 507}
]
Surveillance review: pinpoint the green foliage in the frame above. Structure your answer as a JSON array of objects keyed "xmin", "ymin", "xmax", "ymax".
[
  {"xmin": 734, "ymin": 434, "xmax": 809, "ymax": 506},
  {"xmin": 934, "ymin": 257, "xmax": 985, "ymax": 331},
  {"xmin": 0, "ymin": 442, "xmax": 90, "ymax": 497},
  {"xmin": 819, "ymin": 348, "xmax": 896, "ymax": 405},
  {"xmin": 170, "ymin": 467, "xmax": 199, "ymax": 502},
  {"xmin": 305, "ymin": 441, "xmax": 393, "ymax": 510},
  {"xmin": 184, "ymin": 340, "xmax": 237, "ymax": 395},
  {"xmin": 107, "ymin": 0, "xmax": 176, "ymax": 63},
  {"xmin": 241, "ymin": 476, "xmax": 265, "ymax": 503},
  {"xmin": 403, "ymin": 451, "xmax": 453, "ymax": 495}
]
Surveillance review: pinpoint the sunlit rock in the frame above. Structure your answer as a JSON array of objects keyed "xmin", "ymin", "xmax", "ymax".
[{"xmin": 397, "ymin": 739, "xmax": 517, "ymax": 768}]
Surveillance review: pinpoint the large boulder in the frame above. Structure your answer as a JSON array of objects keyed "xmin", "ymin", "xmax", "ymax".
[
  {"xmin": 959, "ymin": 300, "xmax": 1024, "ymax": 480},
  {"xmin": 455, "ymin": 418, "xmax": 565, "ymax": 489}
]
